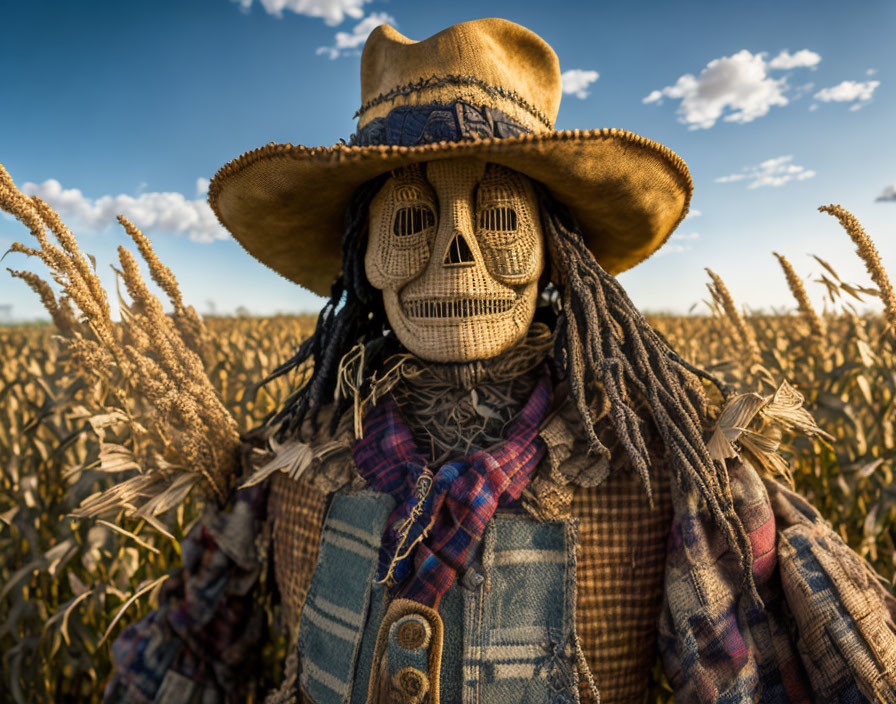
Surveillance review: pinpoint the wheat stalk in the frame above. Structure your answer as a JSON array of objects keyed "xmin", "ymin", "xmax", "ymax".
[
  {"xmin": 819, "ymin": 205, "xmax": 896, "ymax": 339},
  {"xmin": 5, "ymin": 269, "xmax": 76, "ymax": 335},
  {"xmin": 705, "ymin": 268, "xmax": 761, "ymax": 363},
  {"xmin": 773, "ymin": 252, "xmax": 827, "ymax": 339},
  {"xmin": 850, "ymin": 312, "xmax": 870, "ymax": 344},
  {"xmin": 0, "ymin": 162, "xmax": 239, "ymax": 509},
  {"xmin": 116, "ymin": 215, "xmax": 208, "ymax": 355},
  {"xmin": 0, "ymin": 167, "xmax": 121, "ymax": 355}
]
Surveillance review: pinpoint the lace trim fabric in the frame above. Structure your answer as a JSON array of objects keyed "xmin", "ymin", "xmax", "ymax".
[{"xmin": 383, "ymin": 323, "xmax": 552, "ymax": 464}]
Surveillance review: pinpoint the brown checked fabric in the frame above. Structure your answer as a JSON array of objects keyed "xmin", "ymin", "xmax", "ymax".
[{"xmin": 572, "ymin": 460, "xmax": 673, "ymax": 703}]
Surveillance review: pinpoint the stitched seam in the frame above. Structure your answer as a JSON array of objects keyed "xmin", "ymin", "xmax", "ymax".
[{"xmin": 355, "ymin": 74, "xmax": 554, "ymax": 130}]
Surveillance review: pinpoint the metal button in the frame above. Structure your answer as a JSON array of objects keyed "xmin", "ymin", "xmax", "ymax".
[{"xmin": 461, "ymin": 566, "xmax": 485, "ymax": 589}]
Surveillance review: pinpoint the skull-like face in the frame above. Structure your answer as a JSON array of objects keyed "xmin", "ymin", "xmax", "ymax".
[{"xmin": 365, "ymin": 158, "xmax": 544, "ymax": 362}]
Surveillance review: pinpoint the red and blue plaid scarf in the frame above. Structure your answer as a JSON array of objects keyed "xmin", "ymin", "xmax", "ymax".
[{"xmin": 353, "ymin": 375, "xmax": 552, "ymax": 608}]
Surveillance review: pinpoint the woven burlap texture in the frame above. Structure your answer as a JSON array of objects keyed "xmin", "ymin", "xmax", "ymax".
[
  {"xmin": 526, "ymin": 387, "xmax": 672, "ymax": 704},
  {"xmin": 358, "ymin": 21, "xmax": 560, "ymax": 133},
  {"xmin": 210, "ymin": 19, "xmax": 693, "ymax": 296},
  {"xmin": 366, "ymin": 159, "xmax": 543, "ymax": 362},
  {"xmin": 268, "ymin": 473, "xmax": 327, "ymax": 642},
  {"xmin": 365, "ymin": 163, "xmax": 436, "ymax": 291}
]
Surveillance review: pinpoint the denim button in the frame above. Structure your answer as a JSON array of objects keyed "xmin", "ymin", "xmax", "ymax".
[{"xmin": 462, "ymin": 567, "xmax": 485, "ymax": 589}]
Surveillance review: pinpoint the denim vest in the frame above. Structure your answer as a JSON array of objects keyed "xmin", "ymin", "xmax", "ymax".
[{"xmin": 297, "ymin": 491, "xmax": 580, "ymax": 704}]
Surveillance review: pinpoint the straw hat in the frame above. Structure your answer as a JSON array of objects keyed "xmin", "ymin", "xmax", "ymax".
[{"xmin": 209, "ymin": 18, "xmax": 693, "ymax": 297}]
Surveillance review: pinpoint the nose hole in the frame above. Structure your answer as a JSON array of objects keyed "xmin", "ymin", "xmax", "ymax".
[{"xmin": 443, "ymin": 233, "xmax": 475, "ymax": 267}]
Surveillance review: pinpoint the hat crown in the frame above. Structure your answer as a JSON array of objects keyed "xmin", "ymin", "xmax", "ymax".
[
  {"xmin": 359, "ymin": 18, "xmax": 561, "ymax": 133},
  {"xmin": 210, "ymin": 18, "xmax": 692, "ymax": 297}
]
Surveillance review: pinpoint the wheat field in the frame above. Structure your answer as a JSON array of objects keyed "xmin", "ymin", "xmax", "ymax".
[
  {"xmin": 1, "ymin": 178, "xmax": 895, "ymax": 701},
  {"xmin": 3, "ymin": 308, "xmax": 894, "ymax": 701}
]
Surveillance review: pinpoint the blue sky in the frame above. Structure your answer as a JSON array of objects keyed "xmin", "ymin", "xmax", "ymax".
[{"xmin": 2, "ymin": 0, "xmax": 894, "ymax": 320}]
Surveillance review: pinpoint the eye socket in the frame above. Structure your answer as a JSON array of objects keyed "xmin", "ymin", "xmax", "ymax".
[
  {"xmin": 393, "ymin": 205, "xmax": 435, "ymax": 237},
  {"xmin": 479, "ymin": 206, "xmax": 518, "ymax": 232}
]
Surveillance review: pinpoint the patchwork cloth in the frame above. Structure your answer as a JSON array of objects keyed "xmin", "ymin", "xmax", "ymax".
[
  {"xmin": 530, "ymin": 387, "xmax": 675, "ymax": 703},
  {"xmin": 269, "ymin": 472, "xmax": 328, "ymax": 640},
  {"xmin": 297, "ymin": 492, "xmax": 396, "ymax": 704},
  {"xmin": 659, "ymin": 456, "xmax": 896, "ymax": 703},
  {"xmin": 352, "ymin": 375, "xmax": 552, "ymax": 608},
  {"xmin": 269, "ymin": 395, "xmax": 674, "ymax": 703},
  {"xmin": 104, "ymin": 485, "xmax": 268, "ymax": 704}
]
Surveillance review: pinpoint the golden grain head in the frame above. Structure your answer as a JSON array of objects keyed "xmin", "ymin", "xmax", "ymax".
[
  {"xmin": 773, "ymin": 252, "xmax": 826, "ymax": 339},
  {"xmin": 820, "ymin": 204, "xmax": 896, "ymax": 339},
  {"xmin": 705, "ymin": 267, "xmax": 761, "ymax": 362}
]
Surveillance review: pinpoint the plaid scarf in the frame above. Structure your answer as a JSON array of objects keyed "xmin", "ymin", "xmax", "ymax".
[{"xmin": 353, "ymin": 375, "xmax": 552, "ymax": 608}]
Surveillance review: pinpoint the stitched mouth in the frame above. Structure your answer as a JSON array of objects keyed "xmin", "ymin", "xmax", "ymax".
[{"xmin": 402, "ymin": 297, "xmax": 516, "ymax": 319}]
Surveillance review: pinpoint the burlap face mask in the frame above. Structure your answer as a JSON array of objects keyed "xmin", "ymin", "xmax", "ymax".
[{"xmin": 365, "ymin": 158, "xmax": 544, "ymax": 362}]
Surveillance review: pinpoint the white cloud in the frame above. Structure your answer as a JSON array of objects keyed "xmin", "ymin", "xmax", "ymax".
[
  {"xmin": 22, "ymin": 179, "xmax": 228, "ymax": 243},
  {"xmin": 234, "ymin": 0, "xmax": 370, "ymax": 25},
  {"xmin": 715, "ymin": 173, "xmax": 747, "ymax": 183},
  {"xmin": 561, "ymin": 69, "xmax": 600, "ymax": 99},
  {"xmin": 643, "ymin": 51, "xmax": 786, "ymax": 129},
  {"xmin": 657, "ymin": 232, "xmax": 700, "ymax": 256},
  {"xmin": 656, "ymin": 243, "xmax": 695, "ymax": 256},
  {"xmin": 876, "ymin": 185, "xmax": 896, "ymax": 202},
  {"xmin": 683, "ymin": 208, "xmax": 701, "ymax": 220},
  {"xmin": 792, "ymin": 81, "xmax": 815, "ymax": 100},
  {"xmin": 715, "ymin": 155, "xmax": 816, "ymax": 189},
  {"xmin": 814, "ymin": 79, "xmax": 879, "ymax": 107},
  {"xmin": 768, "ymin": 49, "xmax": 821, "ymax": 70},
  {"xmin": 867, "ymin": 68, "xmax": 878, "ymax": 76},
  {"xmin": 643, "ymin": 48, "xmax": 819, "ymax": 129},
  {"xmin": 316, "ymin": 11, "xmax": 394, "ymax": 59},
  {"xmin": 196, "ymin": 177, "xmax": 210, "ymax": 197}
]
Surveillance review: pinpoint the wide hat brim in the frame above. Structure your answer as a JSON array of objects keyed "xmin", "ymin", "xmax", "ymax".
[{"xmin": 209, "ymin": 128, "xmax": 693, "ymax": 297}]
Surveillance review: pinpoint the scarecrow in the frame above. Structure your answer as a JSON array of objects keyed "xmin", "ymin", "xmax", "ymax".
[{"xmin": 105, "ymin": 18, "xmax": 896, "ymax": 704}]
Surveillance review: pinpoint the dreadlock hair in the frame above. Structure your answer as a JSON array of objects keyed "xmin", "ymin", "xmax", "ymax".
[
  {"xmin": 261, "ymin": 171, "xmax": 757, "ymax": 600},
  {"xmin": 537, "ymin": 184, "xmax": 756, "ymax": 599},
  {"xmin": 263, "ymin": 173, "xmax": 394, "ymax": 441}
]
